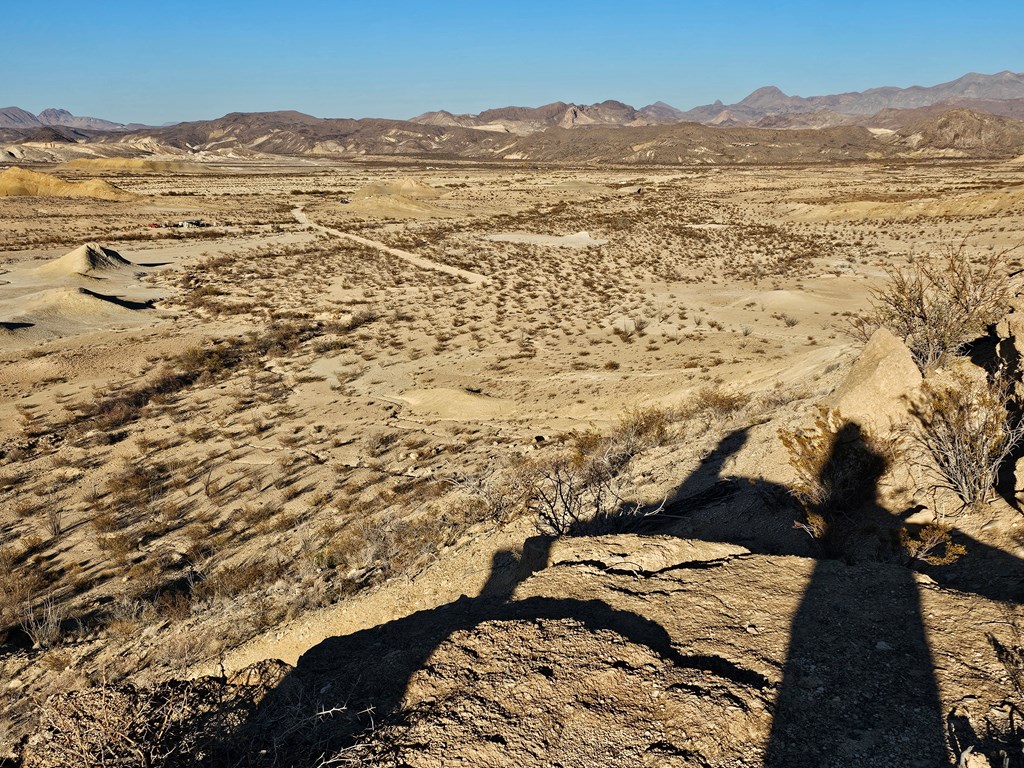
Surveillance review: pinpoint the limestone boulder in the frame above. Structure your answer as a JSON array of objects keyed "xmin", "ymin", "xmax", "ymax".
[{"xmin": 827, "ymin": 327, "xmax": 923, "ymax": 434}]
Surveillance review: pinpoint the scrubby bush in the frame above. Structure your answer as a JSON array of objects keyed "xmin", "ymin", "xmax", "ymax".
[
  {"xmin": 779, "ymin": 407, "xmax": 895, "ymax": 556},
  {"xmin": 899, "ymin": 523, "xmax": 966, "ymax": 567},
  {"xmin": 692, "ymin": 386, "xmax": 750, "ymax": 423},
  {"xmin": 851, "ymin": 243, "xmax": 1012, "ymax": 370},
  {"xmin": 530, "ymin": 406, "xmax": 676, "ymax": 535},
  {"xmin": 910, "ymin": 369, "xmax": 1024, "ymax": 512}
]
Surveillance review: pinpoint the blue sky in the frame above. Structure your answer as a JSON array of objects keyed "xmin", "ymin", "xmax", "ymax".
[{"xmin": 4, "ymin": 0, "xmax": 1022, "ymax": 124}]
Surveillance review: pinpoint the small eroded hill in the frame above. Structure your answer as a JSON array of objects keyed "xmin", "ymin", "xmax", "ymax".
[
  {"xmin": 0, "ymin": 167, "xmax": 135, "ymax": 200},
  {"xmin": 897, "ymin": 108, "xmax": 1024, "ymax": 155},
  {"xmin": 34, "ymin": 243, "xmax": 133, "ymax": 278}
]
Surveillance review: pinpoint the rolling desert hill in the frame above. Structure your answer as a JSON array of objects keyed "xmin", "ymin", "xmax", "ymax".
[
  {"xmin": 411, "ymin": 99, "xmax": 683, "ymax": 134},
  {"xmin": 73, "ymin": 107, "xmax": 1022, "ymax": 163},
  {"xmin": 898, "ymin": 108, "xmax": 1024, "ymax": 154},
  {"xmin": 0, "ymin": 167, "xmax": 136, "ymax": 200}
]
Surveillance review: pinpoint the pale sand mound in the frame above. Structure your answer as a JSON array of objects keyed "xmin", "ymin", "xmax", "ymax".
[
  {"xmin": 12, "ymin": 287, "xmax": 152, "ymax": 323},
  {"xmin": 354, "ymin": 178, "xmax": 441, "ymax": 200},
  {"xmin": 35, "ymin": 243, "xmax": 133, "ymax": 277},
  {"xmin": 0, "ymin": 167, "xmax": 135, "ymax": 200},
  {"xmin": 61, "ymin": 158, "xmax": 198, "ymax": 173},
  {"xmin": 484, "ymin": 231, "xmax": 608, "ymax": 248},
  {"xmin": 396, "ymin": 387, "xmax": 514, "ymax": 419},
  {"xmin": 346, "ymin": 194, "xmax": 448, "ymax": 218}
]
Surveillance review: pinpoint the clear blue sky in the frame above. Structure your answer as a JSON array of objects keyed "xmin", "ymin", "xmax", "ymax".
[{"xmin": 5, "ymin": 0, "xmax": 1022, "ymax": 124}]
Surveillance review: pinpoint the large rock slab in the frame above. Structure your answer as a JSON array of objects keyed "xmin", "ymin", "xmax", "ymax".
[
  {"xmin": 828, "ymin": 327, "xmax": 922, "ymax": 434},
  {"xmin": 306, "ymin": 535, "xmax": 1020, "ymax": 767}
]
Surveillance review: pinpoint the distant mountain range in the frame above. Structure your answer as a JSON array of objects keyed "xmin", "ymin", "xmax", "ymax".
[
  {"xmin": 407, "ymin": 71, "xmax": 1024, "ymax": 133},
  {"xmin": 676, "ymin": 70, "xmax": 1024, "ymax": 127},
  {"xmin": 2, "ymin": 70, "xmax": 1023, "ymax": 164},
  {"xmin": 0, "ymin": 107, "xmax": 154, "ymax": 132}
]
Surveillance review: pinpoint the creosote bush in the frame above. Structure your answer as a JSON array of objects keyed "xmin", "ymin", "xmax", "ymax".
[
  {"xmin": 781, "ymin": 407, "xmax": 893, "ymax": 515},
  {"xmin": 909, "ymin": 369, "xmax": 1024, "ymax": 512},
  {"xmin": 530, "ymin": 406, "xmax": 676, "ymax": 535},
  {"xmin": 850, "ymin": 242, "xmax": 1013, "ymax": 370},
  {"xmin": 899, "ymin": 523, "xmax": 966, "ymax": 567},
  {"xmin": 779, "ymin": 407, "xmax": 896, "ymax": 557}
]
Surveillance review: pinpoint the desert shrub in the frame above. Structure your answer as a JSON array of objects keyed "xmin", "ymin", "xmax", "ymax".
[
  {"xmin": 444, "ymin": 466, "xmax": 530, "ymax": 525},
  {"xmin": 194, "ymin": 558, "xmax": 288, "ymax": 602},
  {"xmin": 909, "ymin": 369, "xmax": 1024, "ymax": 512},
  {"xmin": 692, "ymin": 387, "xmax": 750, "ymax": 423},
  {"xmin": 0, "ymin": 559, "xmax": 64, "ymax": 647},
  {"xmin": 19, "ymin": 595, "xmax": 67, "ymax": 649},
  {"xmin": 0, "ymin": 563, "xmax": 38, "ymax": 640},
  {"xmin": 44, "ymin": 506, "xmax": 64, "ymax": 538},
  {"xmin": 528, "ymin": 451, "xmax": 640, "ymax": 536},
  {"xmin": 615, "ymin": 406, "xmax": 674, "ymax": 451},
  {"xmin": 20, "ymin": 666, "xmax": 287, "ymax": 768},
  {"xmin": 530, "ymin": 407, "xmax": 677, "ymax": 535},
  {"xmin": 780, "ymin": 407, "xmax": 895, "ymax": 556},
  {"xmin": 106, "ymin": 458, "xmax": 170, "ymax": 507},
  {"xmin": 851, "ymin": 243, "xmax": 1012, "ymax": 370},
  {"xmin": 899, "ymin": 523, "xmax": 966, "ymax": 567}
]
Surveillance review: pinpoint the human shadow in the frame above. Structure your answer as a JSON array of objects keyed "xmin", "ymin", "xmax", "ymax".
[
  {"xmin": 213, "ymin": 420, "xmax": 1024, "ymax": 766},
  {"xmin": 660, "ymin": 423, "xmax": 1024, "ymax": 766},
  {"xmin": 760, "ymin": 422, "xmax": 947, "ymax": 766}
]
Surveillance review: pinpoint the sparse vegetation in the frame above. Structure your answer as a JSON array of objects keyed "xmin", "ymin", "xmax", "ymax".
[
  {"xmin": 530, "ymin": 407, "xmax": 676, "ymax": 535},
  {"xmin": 851, "ymin": 242, "xmax": 1014, "ymax": 370},
  {"xmin": 780, "ymin": 407, "xmax": 895, "ymax": 557},
  {"xmin": 909, "ymin": 369, "xmax": 1024, "ymax": 512}
]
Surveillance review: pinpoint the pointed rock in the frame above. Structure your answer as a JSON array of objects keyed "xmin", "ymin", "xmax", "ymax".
[{"xmin": 828, "ymin": 327, "xmax": 922, "ymax": 433}]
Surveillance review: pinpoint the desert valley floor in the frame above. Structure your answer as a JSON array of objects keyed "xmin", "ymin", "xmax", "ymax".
[{"xmin": 3, "ymin": 157, "xmax": 1024, "ymax": 765}]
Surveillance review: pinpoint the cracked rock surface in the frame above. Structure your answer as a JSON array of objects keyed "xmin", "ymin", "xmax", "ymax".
[
  {"xmin": 19, "ymin": 535, "xmax": 1024, "ymax": 767},
  {"xmin": 294, "ymin": 535, "xmax": 1018, "ymax": 767}
]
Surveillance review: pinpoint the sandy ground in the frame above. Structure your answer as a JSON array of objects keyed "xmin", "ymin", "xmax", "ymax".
[
  {"xmin": 2, "ymin": 157, "xmax": 1024, "ymax": 758},
  {"xmin": 292, "ymin": 206, "xmax": 486, "ymax": 283}
]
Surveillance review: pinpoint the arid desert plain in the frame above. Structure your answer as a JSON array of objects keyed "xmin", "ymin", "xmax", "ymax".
[{"xmin": 4, "ymin": 155, "xmax": 1024, "ymax": 766}]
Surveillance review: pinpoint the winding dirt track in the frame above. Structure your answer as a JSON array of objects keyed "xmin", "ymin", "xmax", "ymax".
[{"xmin": 292, "ymin": 207, "xmax": 486, "ymax": 285}]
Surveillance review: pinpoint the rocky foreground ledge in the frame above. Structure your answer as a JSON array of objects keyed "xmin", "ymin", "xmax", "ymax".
[{"xmin": 20, "ymin": 534, "xmax": 1022, "ymax": 767}]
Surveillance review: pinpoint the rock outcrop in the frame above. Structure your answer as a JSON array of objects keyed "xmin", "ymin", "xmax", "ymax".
[
  {"xmin": 22, "ymin": 536, "xmax": 1022, "ymax": 767},
  {"xmin": 826, "ymin": 326, "xmax": 922, "ymax": 433}
]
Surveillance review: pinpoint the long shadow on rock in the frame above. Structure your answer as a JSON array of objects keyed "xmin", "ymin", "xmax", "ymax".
[{"xmin": 225, "ymin": 423, "xmax": 1024, "ymax": 766}]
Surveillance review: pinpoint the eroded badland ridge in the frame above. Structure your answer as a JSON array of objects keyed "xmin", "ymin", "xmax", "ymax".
[
  {"xmin": 2, "ymin": 70, "xmax": 1024, "ymax": 767},
  {"xmin": 5, "ymin": 70, "xmax": 1024, "ymax": 164}
]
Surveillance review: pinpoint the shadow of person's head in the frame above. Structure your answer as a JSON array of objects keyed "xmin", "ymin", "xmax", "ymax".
[{"xmin": 797, "ymin": 419, "xmax": 893, "ymax": 561}]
